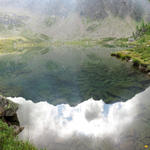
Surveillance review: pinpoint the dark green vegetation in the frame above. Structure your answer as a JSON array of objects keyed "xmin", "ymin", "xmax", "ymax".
[
  {"xmin": 111, "ymin": 22, "xmax": 150, "ymax": 74},
  {"xmin": 0, "ymin": 120, "xmax": 43, "ymax": 150},
  {"xmin": 77, "ymin": 51, "xmax": 150, "ymax": 103}
]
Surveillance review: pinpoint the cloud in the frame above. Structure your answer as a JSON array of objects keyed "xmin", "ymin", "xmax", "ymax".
[{"xmin": 8, "ymin": 87, "xmax": 150, "ymax": 150}]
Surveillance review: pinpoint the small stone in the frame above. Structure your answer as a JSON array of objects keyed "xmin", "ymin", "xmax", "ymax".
[
  {"xmin": 13, "ymin": 125, "xmax": 24, "ymax": 135},
  {"xmin": 128, "ymin": 37, "xmax": 134, "ymax": 42}
]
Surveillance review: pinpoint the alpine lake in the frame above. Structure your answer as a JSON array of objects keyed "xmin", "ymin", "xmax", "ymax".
[{"xmin": 0, "ymin": 44, "xmax": 149, "ymax": 105}]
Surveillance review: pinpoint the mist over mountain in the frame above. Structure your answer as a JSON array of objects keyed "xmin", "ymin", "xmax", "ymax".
[
  {"xmin": 0, "ymin": 0, "xmax": 149, "ymax": 19},
  {"xmin": 0, "ymin": 0, "xmax": 150, "ymax": 39},
  {"xmin": 0, "ymin": 0, "xmax": 76, "ymax": 16},
  {"xmin": 77, "ymin": 0, "xmax": 148, "ymax": 21}
]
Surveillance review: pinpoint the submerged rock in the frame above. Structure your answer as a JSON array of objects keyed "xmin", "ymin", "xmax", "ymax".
[{"xmin": 0, "ymin": 95, "xmax": 23, "ymax": 135}]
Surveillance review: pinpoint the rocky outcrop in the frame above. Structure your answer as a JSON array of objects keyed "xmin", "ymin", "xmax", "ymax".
[{"xmin": 0, "ymin": 95, "xmax": 24, "ymax": 135}]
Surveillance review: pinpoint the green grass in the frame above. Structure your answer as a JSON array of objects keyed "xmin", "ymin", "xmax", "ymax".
[
  {"xmin": 0, "ymin": 120, "xmax": 45, "ymax": 150},
  {"xmin": 0, "ymin": 35, "xmax": 49, "ymax": 54},
  {"xmin": 56, "ymin": 37, "xmax": 127, "ymax": 48},
  {"xmin": 53, "ymin": 38, "xmax": 97, "ymax": 47}
]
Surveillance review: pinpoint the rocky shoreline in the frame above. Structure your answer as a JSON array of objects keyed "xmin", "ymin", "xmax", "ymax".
[{"xmin": 111, "ymin": 53, "xmax": 150, "ymax": 77}]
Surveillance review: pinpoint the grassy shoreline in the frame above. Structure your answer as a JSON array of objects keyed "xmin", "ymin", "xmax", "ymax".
[{"xmin": 111, "ymin": 23, "xmax": 150, "ymax": 76}]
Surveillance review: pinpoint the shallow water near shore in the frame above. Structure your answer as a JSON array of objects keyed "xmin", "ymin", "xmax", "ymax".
[{"xmin": 0, "ymin": 45, "xmax": 150, "ymax": 105}]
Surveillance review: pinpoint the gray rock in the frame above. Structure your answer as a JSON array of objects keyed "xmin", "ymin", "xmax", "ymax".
[
  {"xmin": 128, "ymin": 37, "xmax": 135, "ymax": 42},
  {"xmin": 0, "ymin": 95, "xmax": 18, "ymax": 116},
  {"xmin": 0, "ymin": 95, "xmax": 23, "ymax": 135}
]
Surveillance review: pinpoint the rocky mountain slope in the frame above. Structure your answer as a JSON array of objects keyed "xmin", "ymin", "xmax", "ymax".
[{"xmin": 0, "ymin": 0, "xmax": 149, "ymax": 40}]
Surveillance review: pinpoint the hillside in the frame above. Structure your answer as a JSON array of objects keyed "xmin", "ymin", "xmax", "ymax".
[{"xmin": 0, "ymin": 0, "xmax": 149, "ymax": 40}]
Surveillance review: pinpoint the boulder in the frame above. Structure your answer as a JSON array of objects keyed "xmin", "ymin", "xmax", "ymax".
[{"xmin": 0, "ymin": 95, "xmax": 24, "ymax": 135}]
